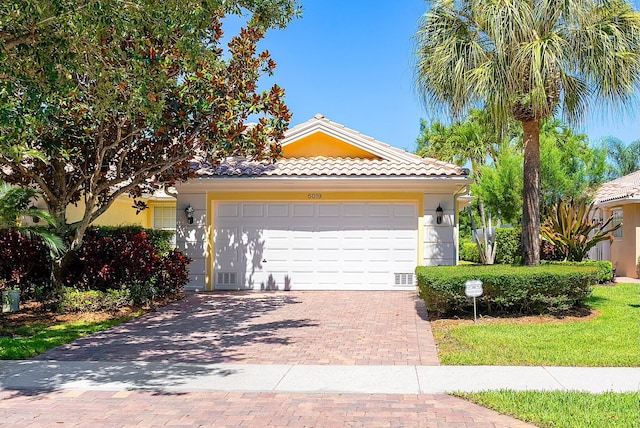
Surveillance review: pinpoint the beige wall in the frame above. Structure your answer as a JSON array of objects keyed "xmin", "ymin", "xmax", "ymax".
[{"xmin": 610, "ymin": 203, "xmax": 640, "ymax": 278}]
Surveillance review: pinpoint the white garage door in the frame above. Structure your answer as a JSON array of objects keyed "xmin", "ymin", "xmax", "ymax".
[{"xmin": 213, "ymin": 202, "xmax": 418, "ymax": 290}]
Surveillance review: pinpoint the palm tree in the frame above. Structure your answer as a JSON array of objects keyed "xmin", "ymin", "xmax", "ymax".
[
  {"xmin": 603, "ymin": 136, "xmax": 640, "ymax": 179},
  {"xmin": 414, "ymin": 0, "xmax": 640, "ymax": 265},
  {"xmin": 0, "ymin": 182, "xmax": 65, "ymax": 257}
]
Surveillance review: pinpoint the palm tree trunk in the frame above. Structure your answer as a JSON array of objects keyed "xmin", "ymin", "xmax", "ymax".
[{"xmin": 522, "ymin": 119, "xmax": 541, "ymax": 266}]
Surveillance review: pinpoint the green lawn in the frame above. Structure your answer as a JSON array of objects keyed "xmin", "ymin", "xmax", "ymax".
[
  {"xmin": 457, "ymin": 390, "xmax": 640, "ymax": 428},
  {"xmin": 432, "ymin": 283, "xmax": 640, "ymax": 366},
  {"xmin": 0, "ymin": 317, "xmax": 136, "ymax": 359}
]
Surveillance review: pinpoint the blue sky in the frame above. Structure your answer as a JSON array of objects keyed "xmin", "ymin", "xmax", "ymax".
[{"xmin": 244, "ymin": 0, "xmax": 640, "ymax": 151}]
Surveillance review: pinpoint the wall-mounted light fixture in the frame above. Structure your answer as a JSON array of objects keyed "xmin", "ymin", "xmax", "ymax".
[
  {"xmin": 436, "ymin": 204, "xmax": 444, "ymax": 225},
  {"xmin": 185, "ymin": 205, "xmax": 194, "ymax": 224},
  {"xmin": 29, "ymin": 205, "xmax": 40, "ymax": 224}
]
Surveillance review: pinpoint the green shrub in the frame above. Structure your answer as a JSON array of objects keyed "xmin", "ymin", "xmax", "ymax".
[
  {"xmin": 460, "ymin": 242, "xmax": 481, "ymax": 263},
  {"xmin": 543, "ymin": 260, "xmax": 613, "ymax": 284},
  {"xmin": 416, "ymin": 264, "xmax": 599, "ymax": 316},
  {"xmin": 58, "ymin": 287, "xmax": 131, "ymax": 312},
  {"xmin": 495, "ymin": 228, "xmax": 521, "ymax": 264},
  {"xmin": 92, "ymin": 226, "xmax": 175, "ymax": 255},
  {"xmin": 64, "ymin": 226, "xmax": 189, "ymax": 302}
]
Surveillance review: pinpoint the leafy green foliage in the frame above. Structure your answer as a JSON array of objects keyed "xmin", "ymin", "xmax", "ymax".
[
  {"xmin": 90, "ymin": 225, "xmax": 175, "ymax": 256},
  {"xmin": 63, "ymin": 227, "xmax": 190, "ymax": 304},
  {"xmin": 460, "ymin": 241, "xmax": 481, "ymax": 263},
  {"xmin": 432, "ymin": 283, "xmax": 640, "ymax": 367},
  {"xmin": 602, "ymin": 137, "xmax": 640, "ymax": 179},
  {"xmin": 0, "ymin": 1, "xmax": 299, "ymax": 286},
  {"xmin": 0, "ymin": 182, "xmax": 65, "ymax": 256},
  {"xmin": 414, "ymin": 0, "xmax": 640, "ymax": 266},
  {"xmin": 416, "ymin": 264, "xmax": 598, "ymax": 316},
  {"xmin": 458, "ymin": 391, "xmax": 640, "ymax": 428},
  {"xmin": 541, "ymin": 199, "xmax": 621, "ymax": 262},
  {"xmin": 474, "ymin": 119, "xmax": 608, "ymax": 225},
  {"xmin": 58, "ymin": 287, "xmax": 131, "ymax": 312},
  {"xmin": 544, "ymin": 261, "xmax": 613, "ymax": 284},
  {"xmin": 475, "ymin": 149, "xmax": 523, "ymax": 226},
  {"xmin": 495, "ymin": 228, "xmax": 522, "ymax": 265}
]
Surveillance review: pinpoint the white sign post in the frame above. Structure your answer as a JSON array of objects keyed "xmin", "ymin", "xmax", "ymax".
[{"xmin": 465, "ymin": 279, "xmax": 483, "ymax": 323}]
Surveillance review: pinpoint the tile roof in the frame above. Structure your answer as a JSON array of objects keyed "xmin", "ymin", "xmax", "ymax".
[
  {"xmin": 194, "ymin": 156, "xmax": 469, "ymax": 178},
  {"xmin": 593, "ymin": 170, "xmax": 640, "ymax": 204}
]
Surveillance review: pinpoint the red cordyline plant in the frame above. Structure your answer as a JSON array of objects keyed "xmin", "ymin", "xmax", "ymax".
[{"xmin": 541, "ymin": 199, "xmax": 621, "ymax": 262}]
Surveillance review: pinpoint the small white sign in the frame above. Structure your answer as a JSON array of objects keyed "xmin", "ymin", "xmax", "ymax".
[{"xmin": 465, "ymin": 279, "xmax": 483, "ymax": 297}]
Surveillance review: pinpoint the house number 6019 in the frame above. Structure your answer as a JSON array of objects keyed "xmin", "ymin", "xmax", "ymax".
[{"xmin": 307, "ymin": 193, "xmax": 322, "ymax": 199}]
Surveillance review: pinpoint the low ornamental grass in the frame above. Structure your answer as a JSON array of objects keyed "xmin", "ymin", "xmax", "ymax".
[
  {"xmin": 432, "ymin": 283, "xmax": 640, "ymax": 366},
  {"xmin": 456, "ymin": 390, "xmax": 640, "ymax": 428}
]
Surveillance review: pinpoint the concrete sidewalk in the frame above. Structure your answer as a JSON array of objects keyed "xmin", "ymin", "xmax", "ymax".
[{"xmin": 2, "ymin": 361, "xmax": 638, "ymax": 394}]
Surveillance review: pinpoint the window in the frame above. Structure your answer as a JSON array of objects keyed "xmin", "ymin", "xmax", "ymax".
[
  {"xmin": 612, "ymin": 209, "xmax": 623, "ymax": 238},
  {"xmin": 153, "ymin": 206, "xmax": 176, "ymax": 231},
  {"xmin": 153, "ymin": 206, "xmax": 177, "ymax": 247}
]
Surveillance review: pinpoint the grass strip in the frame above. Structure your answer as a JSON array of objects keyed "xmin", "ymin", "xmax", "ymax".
[
  {"xmin": 0, "ymin": 316, "xmax": 136, "ymax": 359},
  {"xmin": 432, "ymin": 284, "xmax": 640, "ymax": 366},
  {"xmin": 457, "ymin": 390, "xmax": 640, "ymax": 428}
]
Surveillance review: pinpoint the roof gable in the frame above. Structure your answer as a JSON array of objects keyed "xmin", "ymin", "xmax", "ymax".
[
  {"xmin": 281, "ymin": 114, "xmax": 424, "ymax": 163},
  {"xmin": 282, "ymin": 131, "xmax": 381, "ymax": 159}
]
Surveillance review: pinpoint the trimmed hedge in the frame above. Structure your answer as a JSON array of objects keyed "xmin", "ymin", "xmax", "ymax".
[
  {"xmin": 543, "ymin": 260, "xmax": 613, "ymax": 284},
  {"xmin": 416, "ymin": 264, "xmax": 600, "ymax": 316}
]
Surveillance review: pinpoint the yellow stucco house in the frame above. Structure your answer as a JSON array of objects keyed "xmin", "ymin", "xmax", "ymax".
[
  {"xmin": 78, "ymin": 115, "xmax": 472, "ymax": 291},
  {"xmin": 591, "ymin": 170, "xmax": 640, "ymax": 278},
  {"xmin": 176, "ymin": 114, "xmax": 471, "ymax": 291}
]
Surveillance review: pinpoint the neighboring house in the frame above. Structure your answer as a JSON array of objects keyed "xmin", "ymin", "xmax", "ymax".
[
  {"xmin": 175, "ymin": 114, "xmax": 471, "ymax": 291},
  {"xmin": 591, "ymin": 170, "xmax": 640, "ymax": 278}
]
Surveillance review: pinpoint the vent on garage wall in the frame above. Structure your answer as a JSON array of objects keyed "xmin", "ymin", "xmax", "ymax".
[
  {"xmin": 217, "ymin": 272, "xmax": 237, "ymax": 286},
  {"xmin": 394, "ymin": 273, "xmax": 415, "ymax": 287}
]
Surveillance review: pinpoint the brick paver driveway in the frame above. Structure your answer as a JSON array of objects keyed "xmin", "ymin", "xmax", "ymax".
[
  {"xmin": 0, "ymin": 390, "xmax": 536, "ymax": 428},
  {"xmin": 37, "ymin": 291, "xmax": 440, "ymax": 365},
  {"xmin": 20, "ymin": 291, "xmax": 538, "ymax": 427}
]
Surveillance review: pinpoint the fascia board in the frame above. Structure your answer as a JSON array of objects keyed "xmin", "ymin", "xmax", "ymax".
[
  {"xmin": 176, "ymin": 176, "xmax": 473, "ymax": 194},
  {"xmin": 594, "ymin": 196, "xmax": 640, "ymax": 208}
]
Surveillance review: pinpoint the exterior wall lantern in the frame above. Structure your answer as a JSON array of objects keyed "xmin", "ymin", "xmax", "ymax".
[
  {"xmin": 185, "ymin": 204, "xmax": 194, "ymax": 224},
  {"xmin": 436, "ymin": 204, "xmax": 444, "ymax": 225}
]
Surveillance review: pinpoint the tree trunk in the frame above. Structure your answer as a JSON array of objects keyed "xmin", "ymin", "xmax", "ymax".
[{"xmin": 521, "ymin": 119, "xmax": 541, "ymax": 266}]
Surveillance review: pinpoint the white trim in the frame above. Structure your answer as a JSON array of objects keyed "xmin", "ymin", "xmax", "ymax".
[{"xmin": 176, "ymin": 176, "xmax": 472, "ymax": 193}]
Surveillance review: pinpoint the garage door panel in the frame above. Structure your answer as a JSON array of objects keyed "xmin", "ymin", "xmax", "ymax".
[
  {"xmin": 293, "ymin": 204, "xmax": 314, "ymax": 217},
  {"xmin": 343, "ymin": 203, "xmax": 366, "ymax": 217},
  {"xmin": 242, "ymin": 204, "xmax": 264, "ymax": 217},
  {"xmin": 267, "ymin": 204, "xmax": 289, "ymax": 217},
  {"xmin": 318, "ymin": 204, "xmax": 340, "ymax": 217},
  {"xmin": 214, "ymin": 201, "xmax": 418, "ymax": 290}
]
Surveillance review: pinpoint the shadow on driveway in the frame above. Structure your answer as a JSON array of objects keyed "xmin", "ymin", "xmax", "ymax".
[{"xmin": 36, "ymin": 293, "xmax": 316, "ymax": 363}]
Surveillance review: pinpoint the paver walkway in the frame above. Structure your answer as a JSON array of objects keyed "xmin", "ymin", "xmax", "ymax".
[
  {"xmin": 0, "ymin": 389, "xmax": 536, "ymax": 427},
  {"xmin": 37, "ymin": 291, "xmax": 440, "ymax": 365}
]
